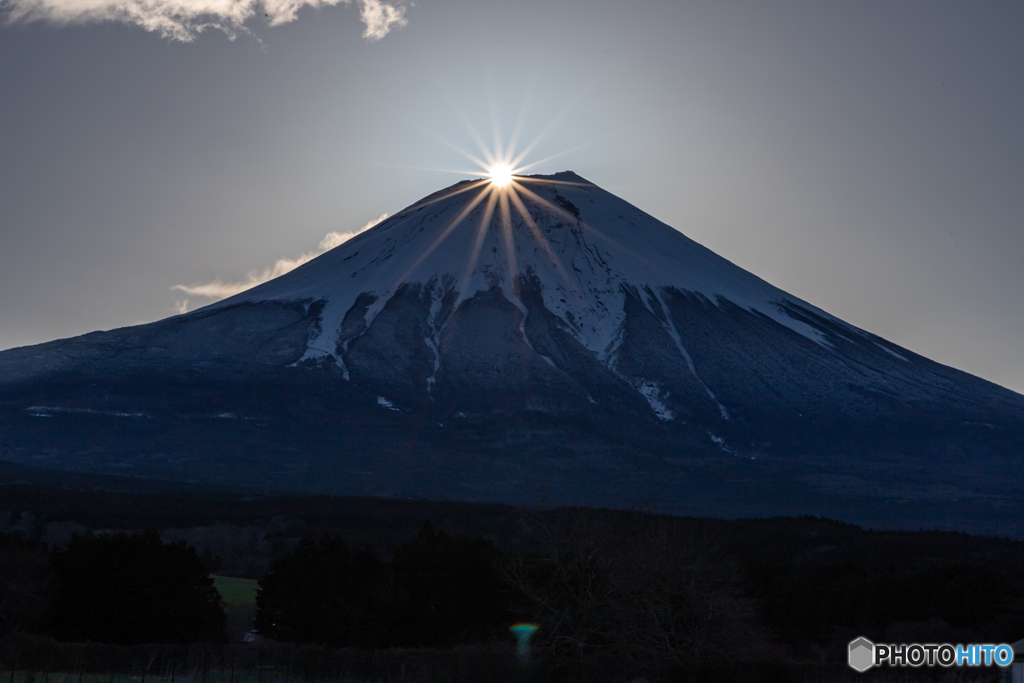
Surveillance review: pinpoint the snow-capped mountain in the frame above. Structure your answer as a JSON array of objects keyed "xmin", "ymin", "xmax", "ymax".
[
  {"xmin": 204, "ymin": 171, "xmax": 1020, "ymax": 432},
  {"xmin": 2, "ymin": 172, "xmax": 1022, "ymax": 535}
]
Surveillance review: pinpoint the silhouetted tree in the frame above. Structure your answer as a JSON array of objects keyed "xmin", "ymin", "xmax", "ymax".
[
  {"xmin": 256, "ymin": 526, "xmax": 509, "ymax": 648},
  {"xmin": 503, "ymin": 509, "xmax": 768, "ymax": 667},
  {"xmin": 48, "ymin": 530, "xmax": 226, "ymax": 644},
  {"xmin": 0, "ymin": 533, "xmax": 49, "ymax": 636},
  {"xmin": 255, "ymin": 534, "xmax": 390, "ymax": 647},
  {"xmin": 747, "ymin": 558, "xmax": 1024, "ymax": 652},
  {"xmin": 391, "ymin": 522, "xmax": 509, "ymax": 647}
]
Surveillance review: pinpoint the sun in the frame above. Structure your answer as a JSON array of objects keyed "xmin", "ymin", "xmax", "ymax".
[
  {"xmin": 487, "ymin": 164, "xmax": 514, "ymax": 187},
  {"xmin": 384, "ymin": 117, "xmax": 595, "ymax": 314}
]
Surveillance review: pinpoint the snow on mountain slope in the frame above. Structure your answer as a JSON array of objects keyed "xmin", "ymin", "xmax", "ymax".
[{"xmin": 214, "ymin": 172, "xmax": 864, "ymax": 382}]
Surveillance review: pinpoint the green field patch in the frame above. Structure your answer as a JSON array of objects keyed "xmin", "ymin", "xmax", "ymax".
[{"xmin": 212, "ymin": 574, "xmax": 258, "ymax": 607}]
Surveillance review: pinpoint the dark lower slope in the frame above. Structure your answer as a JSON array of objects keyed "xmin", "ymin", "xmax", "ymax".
[
  {"xmin": 1, "ymin": 375, "xmax": 1022, "ymax": 536},
  {"xmin": 0, "ymin": 284, "xmax": 1022, "ymax": 536}
]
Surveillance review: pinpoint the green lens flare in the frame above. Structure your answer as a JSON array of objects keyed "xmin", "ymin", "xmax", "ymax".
[{"xmin": 510, "ymin": 623, "xmax": 539, "ymax": 662}]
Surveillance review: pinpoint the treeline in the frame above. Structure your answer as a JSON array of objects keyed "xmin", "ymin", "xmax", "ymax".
[
  {"xmin": 3, "ymin": 501, "xmax": 1024, "ymax": 670},
  {"xmin": 252, "ymin": 514, "xmax": 765, "ymax": 666},
  {"xmin": 1, "ymin": 531, "xmax": 225, "ymax": 644},
  {"xmin": 0, "ymin": 514, "xmax": 769, "ymax": 669},
  {"xmin": 0, "ymin": 469, "xmax": 519, "ymax": 559},
  {"xmin": 1, "ymin": 525, "xmax": 510, "ymax": 650},
  {"xmin": 255, "ymin": 523, "xmax": 509, "ymax": 648}
]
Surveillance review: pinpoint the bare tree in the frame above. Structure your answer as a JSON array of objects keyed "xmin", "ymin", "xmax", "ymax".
[{"xmin": 502, "ymin": 508, "xmax": 769, "ymax": 668}]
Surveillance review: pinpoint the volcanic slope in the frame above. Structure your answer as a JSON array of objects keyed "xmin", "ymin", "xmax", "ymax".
[{"xmin": 1, "ymin": 172, "xmax": 1022, "ymax": 534}]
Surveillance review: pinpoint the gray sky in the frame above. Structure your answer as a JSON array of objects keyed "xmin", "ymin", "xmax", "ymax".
[{"xmin": 1, "ymin": 1, "xmax": 1022, "ymax": 393}]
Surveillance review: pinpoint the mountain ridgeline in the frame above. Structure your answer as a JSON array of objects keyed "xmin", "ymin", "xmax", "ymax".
[{"xmin": 1, "ymin": 172, "xmax": 1022, "ymax": 535}]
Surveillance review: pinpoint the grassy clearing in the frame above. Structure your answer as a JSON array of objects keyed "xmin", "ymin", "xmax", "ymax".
[{"xmin": 211, "ymin": 576, "xmax": 258, "ymax": 608}]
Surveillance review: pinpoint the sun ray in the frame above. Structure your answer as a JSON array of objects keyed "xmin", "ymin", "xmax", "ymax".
[
  {"xmin": 513, "ymin": 139, "xmax": 602, "ymax": 174},
  {"xmin": 410, "ymin": 178, "xmax": 490, "ymax": 205},
  {"xmin": 375, "ymin": 162, "xmax": 491, "ymax": 176},
  {"xmin": 507, "ymin": 121, "xmax": 555, "ymax": 170},
  {"xmin": 514, "ymin": 177, "xmax": 595, "ymax": 188},
  {"xmin": 507, "ymin": 184, "xmax": 587, "ymax": 307},
  {"xmin": 507, "ymin": 93, "xmax": 589, "ymax": 169},
  {"xmin": 389, "ymin": 185, "xmax": 492, "ymax": 292},
  {"xmin": 497, "ymin": 189, "xmax": 518, "ymax": 299},
  {"xmin": 413, "ymin": 123, "xmax": 491, "ymax": 171},
  {"xmin": 397, "ymin": 96, "xmax": 646, "ymax": 314},
  {"xmin": 431, "ymin": 74, "xmax": 499, "ymax": 169},
  {"xmin": 514, "ymin": 124, "xmax": 626, "ymax": 172},
  {"xmin": 457, "ymin": 188, "xmax": 500, "ymax": 305},
  {"xmin": 488, "ymin": 84, "xmax": 507, "ymax": 164},
  {"xmin": 466, "ymin": 119, "xmax": 498, "ymax": 168},
  {"xmin": 511, "ymin": 182, "xmax": 676, "ymax": 281},
  {"xmin": 506, "ymin": 182, "xmax": 625, "ymax": 247},
  {"xmin": 449, "ymin": 102, "xmax": 498, "ymax": 168},
  {"xmin": 388, "ymin": 180, "xmax": 491, "ymax": 223},
  {"xmin": 502, "ymin": 182, "xmax": 587, "ymax": 224},
  {"xmin": 505, "ymin": 58, "xmax": 549, "ymax": 166},
  {"xmin": 506, "ymin": 86, "xmax": 534, "ymax": 167}
]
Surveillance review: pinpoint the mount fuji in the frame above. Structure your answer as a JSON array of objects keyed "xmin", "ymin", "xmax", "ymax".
[{"xmin": 2, "ymin": 172, "xmax": 1023, "ymax": 535}]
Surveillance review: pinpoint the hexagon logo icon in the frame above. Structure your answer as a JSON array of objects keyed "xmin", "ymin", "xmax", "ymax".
[{"xmin": 848, "ymin": 637, "xmax": 875, "ymax": 672}]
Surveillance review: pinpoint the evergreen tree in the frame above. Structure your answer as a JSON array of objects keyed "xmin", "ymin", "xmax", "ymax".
[
  {"xmin": 48, "ymin": 530, "xmax": 226, "ymax": 644},
  {"xmin": 255, "ymin": 534, "xmax": 390, "ymax": 647},
  {"xmin": 391, "ymin": 522, "xmax": 509, "ymax": 647}
]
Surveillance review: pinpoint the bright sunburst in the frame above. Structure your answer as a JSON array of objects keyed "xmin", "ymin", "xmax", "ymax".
[
  {"xmin": 382, "ymin": 115, "xmax": 600, "ymax": 315},
  {"xmin": 487, "ymin": 164, "xmax": 514, "ymax": 187}
]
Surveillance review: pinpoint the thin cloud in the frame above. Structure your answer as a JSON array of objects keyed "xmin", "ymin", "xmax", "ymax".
[
  {"xmin": 0, "ymin": 0, "xmax": 408, "ymax": 42},
  {"xmin": 173, "ymin": 213, "xmax": 386, "ymax": 309}
]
